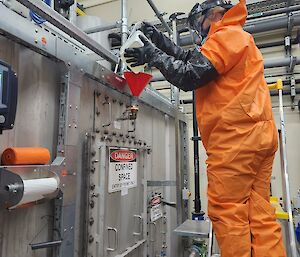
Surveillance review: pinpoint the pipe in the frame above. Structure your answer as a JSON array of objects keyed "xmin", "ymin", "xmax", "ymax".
[
  {"xmin": 179, "ymin": 13, "xmax": 300, "ymax": 47},
  {"xmin": 257, "ymin": 40, "xmax": 284, "ymax": 49},
  {"xmin": 257, "ymin": 31, "xmax": 300, "ymax": 48},
  {"xmin": 30, "ymin": 240, "xmax": 62, "ymax": 250},
  {"xmin": 150, "ymin": 56, "xmax": 300, "ymax": 83},
  {"xmin": 84, "ymin": 21, "xmax": 120, "ymax": 34},
  {"xmin": 270, "ymin": 88, "xmax": 300, "ymax": 96},
  {"xmin": 170, "ymin": 15, "xmax": 180, "ymax": 106},
  {"xmin": 246, "ymin": 13, "xmax": 300, "ymax": 34},
  {"xmin": 192, "ymin": 91, "xmax": 201, "ymax": 214},
  {"xmin": 121, "ymin": 0, "xmax": 128, "ymax": 45},
  {"xmin": 15, "ymin": 0, "xmax": 118, "ymax": 64},
  {"xmin": 264, "ymin": 56, "xmax": 300, "ymax": 68},
  {"xmin": 151, "ymin": 73, "xmax": 165, "ymax": 82},
  {"xmin": 121, "ymin": 0, "xmax": 128, "ymax": 72},
  {"xmin": 180, "ymin": 99, "xmax": 193, "ymax": 104},
  {"xmin": 180, "ymin": 88, "xmax": 300, "ymax": 102},
  {"xmin": 146, "ymin": 0, "xmax": 172, "ymax": 35}
]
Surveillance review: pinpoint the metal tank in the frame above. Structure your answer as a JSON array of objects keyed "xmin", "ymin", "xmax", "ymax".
[{"xmin": 0, "ymin": 3, "xmax": 189, "ymax": 257}]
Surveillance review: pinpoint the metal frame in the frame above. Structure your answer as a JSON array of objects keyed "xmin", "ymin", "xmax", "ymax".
[
  {"xmin": 0, "ymin": 4, "xmax": 186, "ymax": 122},
  {"xmin": 277, "ymin": 103, "xmax": 298, "ymax": 257},
  {"xmin": 15, "ymin": 0, "xmax": 118, "ymax": 64}
]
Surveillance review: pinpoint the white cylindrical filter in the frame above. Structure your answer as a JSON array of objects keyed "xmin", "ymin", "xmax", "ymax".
[
  {"xmin": 76, "ymin": 16, "xmax": 111, "ymax": 69},
  {"xmin": 120, "ymin": 30, "xmax": 147, "ymax": 74},
  {"xmin": 12, "ymin": 177, "xmax": 59, "ymax": 208}
]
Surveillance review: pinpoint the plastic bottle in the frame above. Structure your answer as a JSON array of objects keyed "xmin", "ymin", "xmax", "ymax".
[{"xmin": 120, "ymin": 26, "xmax": 148, "ymax": 74}]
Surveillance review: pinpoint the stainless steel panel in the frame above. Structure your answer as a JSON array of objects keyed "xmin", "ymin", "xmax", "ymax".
[
  {"xmin": 87, "ymin": 138, "xmax": 148, "ymax": 257},
  {"xmin": 0, "ymin": 38, "xmax": 60, "ymax": 257},
  {"xmin": 0, "ymin": 17, "xmax": 188, "ymax": 257},
  {"xmin": 66, "ymin": 78, "xmax": 81, "ymax": 146},
  {"xmin": 15, "ymin": 0, "xmax": 118, "ymax": 64}
]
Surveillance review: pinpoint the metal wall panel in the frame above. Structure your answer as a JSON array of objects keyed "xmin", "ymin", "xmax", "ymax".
[
  {"xmin": 0, "ymin": 31, "xmax": 188, "ymax": 257},
  {"xmin": 0, "ymin": 37, "xmax": 60, "ymax": 257}
]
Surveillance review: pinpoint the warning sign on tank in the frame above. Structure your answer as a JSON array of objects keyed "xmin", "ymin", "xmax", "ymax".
[{"xmin": 108, "ymin": 148, "xmax": 137, "ymax": 193}]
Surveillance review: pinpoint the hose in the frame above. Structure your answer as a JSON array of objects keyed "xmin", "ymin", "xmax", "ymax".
[{"xmin": 30, "ymin": 0, "xmax": 51, "ymax": 25}]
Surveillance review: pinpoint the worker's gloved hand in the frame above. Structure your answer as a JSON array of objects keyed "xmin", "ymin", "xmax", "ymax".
[
  {"xmin": 124, "ymin": 35, "xmax": 157, "ymax": 67},
  {"xmin": 140, "ymin": 22, "xmax": 160, "ymax": 42}
]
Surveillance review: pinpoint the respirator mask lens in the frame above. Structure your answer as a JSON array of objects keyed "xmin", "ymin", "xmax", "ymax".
[{"xmin": 188, "ymin": 12, "xmax": 207, "ymax": 46}]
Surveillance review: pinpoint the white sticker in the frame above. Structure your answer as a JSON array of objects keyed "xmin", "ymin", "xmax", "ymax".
[
  {"xmin": 114, "ymin": 121, "xmax": 121, "ymax": 130},
  {"xmin": 121, "ymin": 187, "xmax": 128, "ymax": 196},
  {"xmin": 150, "ymin": 204, "xmax": 163, "ymax": 222},
  {"xmin": 108, "ymin": 148, "xmax": 137, "ymax": 193}
]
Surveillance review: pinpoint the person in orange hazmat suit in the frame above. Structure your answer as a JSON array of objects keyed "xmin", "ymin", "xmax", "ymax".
[{"xmin": 124, "ymin": 0, "xmax": 287, "ymax": 256}]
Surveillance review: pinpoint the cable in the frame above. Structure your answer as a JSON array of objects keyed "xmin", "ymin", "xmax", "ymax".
[{"xmin": 30, "ymin": 0, "xmax": 51, "ymax": 25}]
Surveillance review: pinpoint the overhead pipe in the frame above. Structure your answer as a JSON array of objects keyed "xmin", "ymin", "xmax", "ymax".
[
  {"xmin": 84, "ymin": 21, "xmax": 121, "ymax": 34},
  {"xmin": 264, "ymin": 56, "xmax": 300, "ymax": 68},
  {"xmin": 150, "ymin": 56, "xmax": 300, "ymax": 83},
  {"xmin": 256, "ymin": 29, "xmax": 300, "ymax": 48},
  {"xmin": 246, "ymin": 13, "xmax": 300, "ymax": 34},
  {"xmin": 146, "ymin": 0, "xmax": 173, "ymax": 35},
  {"xmin": 169, "ymin": 13, "xmax": 181, "ymax": 106},
  {"xmin": 181, "ymin": 88, "xmax": 300, "ymax": 106},
  {"xmin": 121, "ymin": 0, "xmax": 128, "ymax": 72},
  {"xmin": 179, "ymin": 13, "xmax": 300, "ymax": 47}
]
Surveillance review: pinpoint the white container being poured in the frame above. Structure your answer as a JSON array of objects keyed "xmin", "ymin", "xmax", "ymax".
[{"xmin": 120, "ymin": 23, "xmax": 148, "ymax": 74}]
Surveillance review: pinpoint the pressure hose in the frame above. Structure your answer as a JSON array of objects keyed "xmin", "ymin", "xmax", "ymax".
[{"xmin": 29, "ymin": 0, "xmax": 51, "ymax": 25}]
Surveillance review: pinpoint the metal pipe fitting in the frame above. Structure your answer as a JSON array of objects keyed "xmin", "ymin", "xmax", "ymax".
[{"xmin": 84, "ymin": 21, "xmax": 121, "ymax": 34}]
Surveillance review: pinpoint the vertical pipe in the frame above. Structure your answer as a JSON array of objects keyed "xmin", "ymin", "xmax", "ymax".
[
  {"xmin": 69, "ymin": 0, "xmax": 77, "ymax": 24},
  {"xmin": 146, "ymin": 0, "xmax": 172, "ymax": 35},
  {"xmin": 278, "ymin": 89, "xmax": 298, "ymax": 257},
  {"xmin": 170, "ymin": 17, "xmax": 179, "ymax": 106},
  {"xmin": 121, "ymin": 0, "xmax": 128, "ymax": 73},
  {"xmin": 192, "ymin": 91, "xmax": 201, "ymax": 214}
]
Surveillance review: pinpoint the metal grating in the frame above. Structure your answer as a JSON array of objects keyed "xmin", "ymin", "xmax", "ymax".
[{"xmin": 247, "ymin": 0, "xmax": 300, "ymax": 14}]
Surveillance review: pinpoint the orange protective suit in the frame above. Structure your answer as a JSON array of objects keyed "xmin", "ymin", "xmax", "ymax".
[{"xmin": 196, "ymin": 1, "xmax": 287, "ymax": 256}]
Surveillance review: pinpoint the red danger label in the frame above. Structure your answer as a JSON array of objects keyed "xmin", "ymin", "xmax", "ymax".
[
  {"xmin": 110, "ymin": 150, "xmax": 136, "ymax": 162},
  {"xmin": 151, "ymin": 197, "xmax": 161, "ymax": 206}
]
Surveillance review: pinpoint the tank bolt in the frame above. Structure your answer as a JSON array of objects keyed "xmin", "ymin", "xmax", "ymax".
[
  {"xmin": 89, "ymin": 217, "xmax": 94, "ymax": 226},
  {"xmin": 88, "ymin": 235, "xmax": 94, "ymax": 243},
  {"xmin": 90, "ymin": 200, "xmax": 95, "ymax": 208}
]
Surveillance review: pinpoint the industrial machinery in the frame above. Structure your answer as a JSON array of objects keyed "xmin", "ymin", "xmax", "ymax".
[
  {"xmin": 0, "ymin": 0, "xmax": 298, "ymax": 256},
  {"xmin": 0, "ymin": 61, "xmax": 17, "ymax": 133}
]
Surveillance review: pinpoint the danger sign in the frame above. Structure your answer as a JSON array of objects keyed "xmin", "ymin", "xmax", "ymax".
[{"xmin": 108, "ymin": 148, "xmax": 137, "ymax": 193}]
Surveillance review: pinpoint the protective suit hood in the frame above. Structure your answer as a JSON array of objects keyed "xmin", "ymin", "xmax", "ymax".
[{"xmin": 208, "ymin": 0, "xmax": 247, "ymax": 36}]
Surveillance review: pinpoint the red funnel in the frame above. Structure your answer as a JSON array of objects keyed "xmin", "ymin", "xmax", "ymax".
[{"xmin": 124, "ymin": 71, "xmax": 153, "ymax": 97}]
